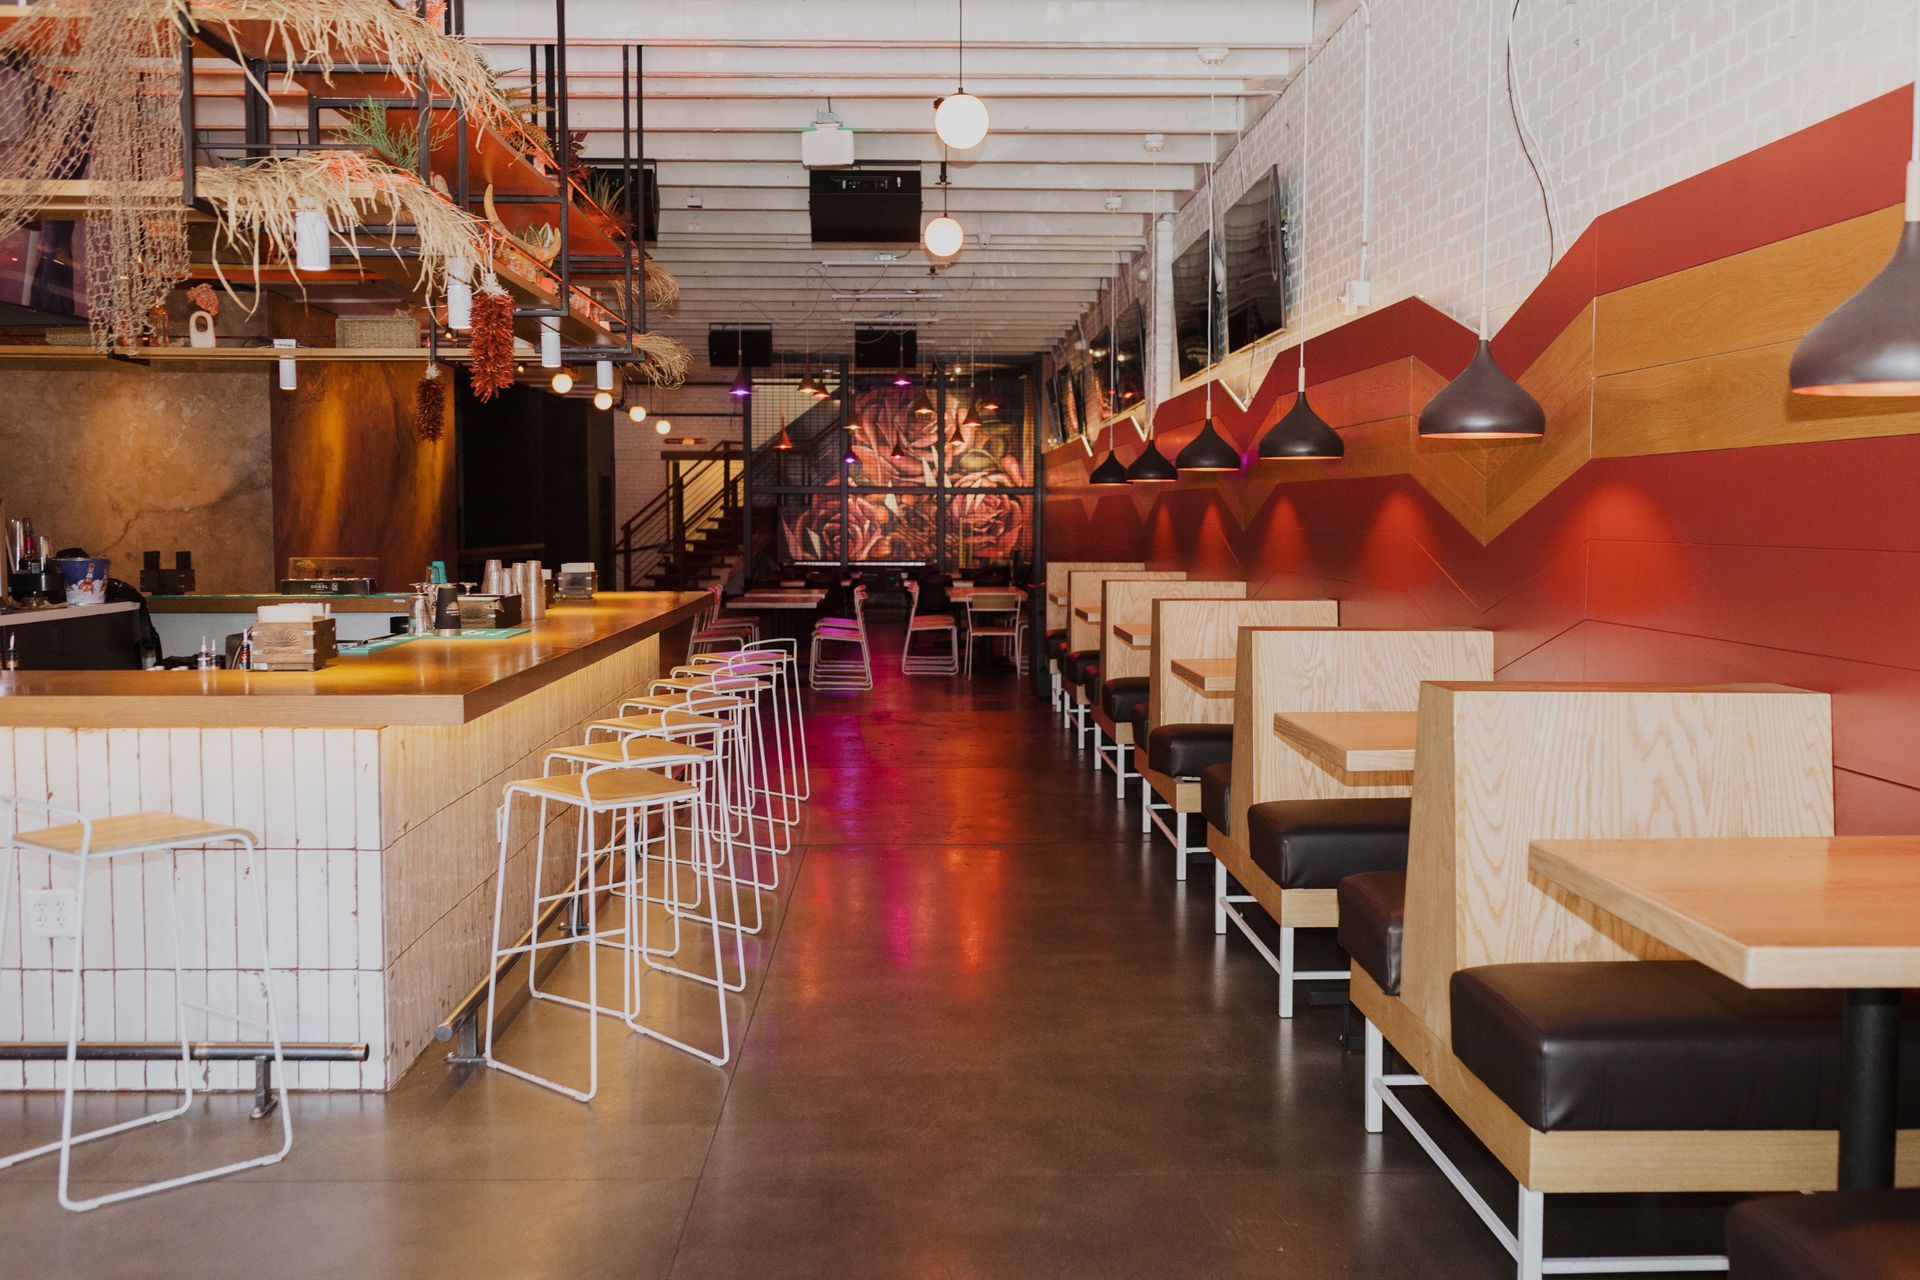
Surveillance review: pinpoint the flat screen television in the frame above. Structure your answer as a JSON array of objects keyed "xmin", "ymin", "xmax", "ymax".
[
  {"xmin": 1086, "ymin": 325, "xmax": 1113, "ymax": 416},
  {"xmin": 0, "ymin": 221, "xmax": 89, "ymax": 328},
  {"xmin": 1171, "ymin": 231, "xmax": 1222, "ymax": 380},
  {"xmin": 1114, "ymin": 301, "xmax": 1146, "ymax": 408},
  {"xmin": 1223, "ymin": 166, "xmax": 1288, "ymax": 353}
]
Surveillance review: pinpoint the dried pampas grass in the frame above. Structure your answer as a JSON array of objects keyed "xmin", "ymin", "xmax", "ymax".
[
  {"xmin": 197, "ymin": 151, "xmax": 489, "ymax": 304},
  {"xmin": 624, "ymin": 332, "xmax": 690, "ymax": 389},
  {"xmin": 190, "ymin": 0, "xmax": 514, "ymax": 132}
]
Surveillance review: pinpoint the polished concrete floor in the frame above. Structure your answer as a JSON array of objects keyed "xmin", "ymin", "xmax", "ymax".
[{"xmin": 1, "ymin": 632, "xmax": 1737, "ymax": 1277}]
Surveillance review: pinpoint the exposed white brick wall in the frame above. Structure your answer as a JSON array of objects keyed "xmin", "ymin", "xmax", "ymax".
[{"xmin": 1062, "ymin": 0, "xmax": 1917, "ymax": 406}]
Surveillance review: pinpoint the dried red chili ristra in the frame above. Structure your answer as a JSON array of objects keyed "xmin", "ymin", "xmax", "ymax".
[
  {"xmin": 415, "ymin": 365, "xmax": 447, "ymax": 442},
  {"xmin": 469, "ymin": 286, "xmax": 517, "ymax": 401}
]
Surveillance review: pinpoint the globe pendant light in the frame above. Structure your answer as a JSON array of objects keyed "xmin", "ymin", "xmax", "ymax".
[
  {"xmin": 933, "ymin": 0, "xmax": 989, "ymax": 150},
  {"xmin": 1258, "ymin": 39, "xmax": 1344, "ymax": 462},
  {"xmin": 1418, "ymin": 0, "xmax": 1544, "ymax": 441},
  {"xmin": 1791, "ymin": 16, "xmax": 1920, "ymax": 395},
  {"xmin": 627, "ymin": 403, "xmax": 648, "ymax": 424},
  {"xmin": 924, "ymin": 159, "xmax": 965, "ymax": 258},
  {"xmin": 1176, "ymin": 67, "xmax": 1244, "ymax": 475}
]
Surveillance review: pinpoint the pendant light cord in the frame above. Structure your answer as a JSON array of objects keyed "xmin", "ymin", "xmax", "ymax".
[
  {"xmin": 1206, "ymin": 71, "xmax": 1217, "ymax": 421},
  {"xmin": 1297, "ymin": 38, "xmax": 1311, "ymax": 394},
  {"xmin": 957, "ymin": 0, "xmax": 965, "ymax": 90},
  {"xmin": 1478, "ymin": 0, "xmax": 1497, "ymax": 341}
]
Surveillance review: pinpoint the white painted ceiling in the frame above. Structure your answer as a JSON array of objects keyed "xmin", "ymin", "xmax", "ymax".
[{"xmin": 460, "ymin": 0, "xmax": 1315, "ymax": 361}]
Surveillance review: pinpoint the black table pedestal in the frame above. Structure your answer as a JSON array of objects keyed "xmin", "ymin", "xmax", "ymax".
[{"xmin": 1838, "ymin": 987, "xmax": 1901, "ymax": 1189}]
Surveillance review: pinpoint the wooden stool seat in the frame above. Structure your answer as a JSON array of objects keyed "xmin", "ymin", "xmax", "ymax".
[
  {"xmin": 14, "ymin": 812, "xmax": 254, "ymax": 857},
  {"xmin": 509, "ymin": 768, "xmax": 701, "ymax": 810},
  {"xmin": 619, "ymin": 694, "xmax": 748, "ymax": 714},
  {"xmin": 591, "ymin": 712, "xmax": 731, "ymax": 736},
  {"xmin": 547, "ymin": 739, "xmax": 714, "ymax": 769}
]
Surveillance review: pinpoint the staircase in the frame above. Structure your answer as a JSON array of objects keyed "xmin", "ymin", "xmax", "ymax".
[{"xmin": 616, "ymin": 393, "xmax": 845, "ymax": 590}]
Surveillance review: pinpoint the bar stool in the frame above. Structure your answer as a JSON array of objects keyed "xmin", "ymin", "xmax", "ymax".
[
  {"xmin": 0, "ymin": 798, "xmax": 292, "ymax": 1211},
  {"xmin": 685, "ymin": 638, "xmax": 809, "ymax": 808},
  {"xmin": 648, "ymin": 668, "xmax": 790, "ymax": 855},
  {"xmin": 483, "ymin": 755, "xmax": 730, "ymax": 1103},
  {"xmin": 589, "ymin": 694, "xmax": 776, "ymax": 942},
  {"xmin": 689, "ymin": 585, "xmax": 758, "ymax": 655}
]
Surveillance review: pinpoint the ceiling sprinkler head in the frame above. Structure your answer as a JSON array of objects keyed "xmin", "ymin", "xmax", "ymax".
[
  {"xmin": 1198, "ymin": 46, "xmax": 1229, "ymax": 65},
  {"xmin": 1142, "ymin": 133, "xmax": 1166, "ymax": 154}
]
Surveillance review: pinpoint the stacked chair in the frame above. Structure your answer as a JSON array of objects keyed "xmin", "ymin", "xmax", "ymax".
[
  {"xmin": 809, "ymin": 583, "xmax": 872, "ymax": 690},
  {"xmin": 901, "ymin": 579, "xmax": 960, "ymax": 676},
  {"xmin": 962, "ymin": 590, "xmax": 1023, "ymax": 677},
  {"xmin": 483, "ymin": 641, "xmax": 809, "ymax": 1100}
]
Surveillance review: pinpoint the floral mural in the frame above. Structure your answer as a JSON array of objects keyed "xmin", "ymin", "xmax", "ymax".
[{"xmin": 778, "ymin": 372, "xmax": 1031, "ymax": 566}]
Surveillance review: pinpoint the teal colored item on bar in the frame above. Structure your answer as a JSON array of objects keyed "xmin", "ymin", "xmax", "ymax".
[{"xmin": 429, "ymin": 561, "xmax": 447, "ymax": 583}]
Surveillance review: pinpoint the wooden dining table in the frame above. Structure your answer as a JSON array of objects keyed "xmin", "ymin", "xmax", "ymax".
[
  {"xmin": 1529, "ymin": 835, "xmax": 1920, "ymax": 1189},
  {"xmin": 1170, "ymin": 657, "xmax": 1236, "ymax": 694},
  {"xmin": 727, "ymin": 590, "xmax": 826, "ymax": 609},
  {"xmin": 1273, "ymin": 710, "xmax": 1417, "ymax": 773}
]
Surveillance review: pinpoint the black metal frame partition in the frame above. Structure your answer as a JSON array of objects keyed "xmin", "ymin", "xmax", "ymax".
[{"xmin": 741, "ymin": 358, "xmax": 1043, "ymax": 576}]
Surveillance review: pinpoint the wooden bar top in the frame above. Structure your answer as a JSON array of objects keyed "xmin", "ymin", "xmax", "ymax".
[
  {"xmin": 1171, "ymin": 657, "xmax": 1236, "ymax": 694},
  {"xmin": 148, "ymin": 594, "xmax": 411, "ymax": 615},
  {"xmin": 0, "ymin": 592, "xmax": 706, "ymax": 728},
  {"xmin": 1273, "ymin": 710, "xmax": 1418, "ymax": 773},
  {"xmin": 1530, "ymin": 836, "xmax": 1920, "ymax": 989}
]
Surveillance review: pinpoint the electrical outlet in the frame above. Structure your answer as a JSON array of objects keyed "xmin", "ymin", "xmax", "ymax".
[{"xmin": 25, "ymin": 890, "xmax": 78, "ymax": 939}]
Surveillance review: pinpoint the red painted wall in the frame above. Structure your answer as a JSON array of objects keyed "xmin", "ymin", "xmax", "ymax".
[{"xmin": 1045, "ymin": 90, "xmax": 1920, "ymax": 834}]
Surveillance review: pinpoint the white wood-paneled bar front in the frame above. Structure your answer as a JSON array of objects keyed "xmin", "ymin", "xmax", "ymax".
[{"xmin": 0, "ymin": 593, "xmax": 705, "ymax": 1092}]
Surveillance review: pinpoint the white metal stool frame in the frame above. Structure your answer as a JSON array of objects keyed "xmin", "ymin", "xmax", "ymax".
[
  {"xmin": 687, "ymin": 637, "xmax": 810, "ymax": 807},
  {"xmin": 593, "ymin": 691, "xmax": 768, "ymax": 957},
  {"xmin": 483, "ymin": 754, "xmax": 730, "ymax": 1102},
  {"xmin": 665, "ymin": 660, "xmax": 801, "ymax": 832},
  {"xmin": 644, "ymin": 670, "xmax": 789, "ymax": 859},
  {"xmin": 0, "ymin": 796, "xmax": 292, "ymax": 1211}
]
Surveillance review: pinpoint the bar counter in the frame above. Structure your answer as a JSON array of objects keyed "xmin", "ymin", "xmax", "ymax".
[
  {"xmin": 0, "ymin": 593, "xmax": 708, "ymax": 726},
  {"xmin": 0, "ymin": 592, "xmax": 704, "ymax": 1093}
]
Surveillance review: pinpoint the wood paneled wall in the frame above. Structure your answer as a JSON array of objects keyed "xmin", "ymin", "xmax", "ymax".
[{"xmin": 272, "ymin": 361, "xmax": 455, "ymax": 593}]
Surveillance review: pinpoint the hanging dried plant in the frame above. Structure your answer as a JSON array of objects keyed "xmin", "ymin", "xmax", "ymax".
[
  {"xmin": 469, "ymin": 281, "xmax": 517, "ymax": 401},
  {"xmin": 623, "ymin": 332, "xmax": 691, "ymax": 389},
  {"xmin": 0, "ymin": 0, "xmax": 189, "ymax": 349},
  {"xmin": 196, "ymin": 151, "xmax": 488, "ymax": 305},
  {"xmin": 191, "ymin": 0, "xmax": 515, "ymax": 133},
  {"xmin": 415, "ymin": 362, "xmax": 447, "ymax": 442}
]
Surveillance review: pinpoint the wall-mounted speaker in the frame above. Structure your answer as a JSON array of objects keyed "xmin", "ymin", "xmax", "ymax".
[
  {"xmin": 708, "ymin": 326, "xmax": 773, "ymax": 368},
  {"xmin": 854, "ymin": 328, "xmax": 917, "ymax": 369}
]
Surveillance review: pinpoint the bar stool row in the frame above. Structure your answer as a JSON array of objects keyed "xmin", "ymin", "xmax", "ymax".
[
  {"xmin": 1040, "ymin": 560, "xmax": 1919, "ymax": 1280},
  {"xmin": 0, "ymin": 620, "xmax": 810, "ymax": 1210}
]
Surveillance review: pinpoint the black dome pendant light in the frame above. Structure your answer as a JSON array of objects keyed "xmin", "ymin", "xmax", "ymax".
[
  {"xmin": 1176, "ymin": 62, "xmax": 1244, "ymax": 474},
  {"xmin": 1088, "ymin": 443, "xmax": 1130, "ymax": 486},
  {"xmin": 1418, "ymin": 0, "xmax": 1544, "ymax": 441},
  {"xmin": 1790, "ymin": 9, "xmax": 1920, "ymax": 395},
  {"xmin": 1259, "ymin": 37, "xmax": 1344, "ymax": 461}
]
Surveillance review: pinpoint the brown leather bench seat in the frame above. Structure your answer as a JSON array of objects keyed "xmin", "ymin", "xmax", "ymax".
[
  {"xmin": 1063, "ymin": 650, "xmax": 1099, "ymax": 690},
  {"xmin": 1101, "ymin": 677, "xmax": 1149, "ymax": 725},
  {"xmin": 1201, "ymin": 763, "xmax": 1231, "ymax": 835},
  {"xmin": 1451, "ymin": 962, "xmax": 1920, "ymax": 1132},
  {"xmin": 1245, "ymin": 798, "xmax": 1413, "ymax": 890},
  {"xmin": 1726, "ymin": 1190, "xmax": 1920, "ymax": 1280},
  {"xmin": 1045, "ymin": 629, "xmax": 1069, "ymax": 661},
  {"xmin": 1338, "ymin": 871, "xmax": 1406, "ymax": 995},
  {"xmin": 1128, "ymin": 702, "xmax": 1149, "ymax": 746},
  {"xmin": 1146, "ymin": 723, "xmax": 1233, "ymax": 779},
  {"xmin": 1078, "ymin": 660, "xmax": 1103, "ymax": 701}
]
